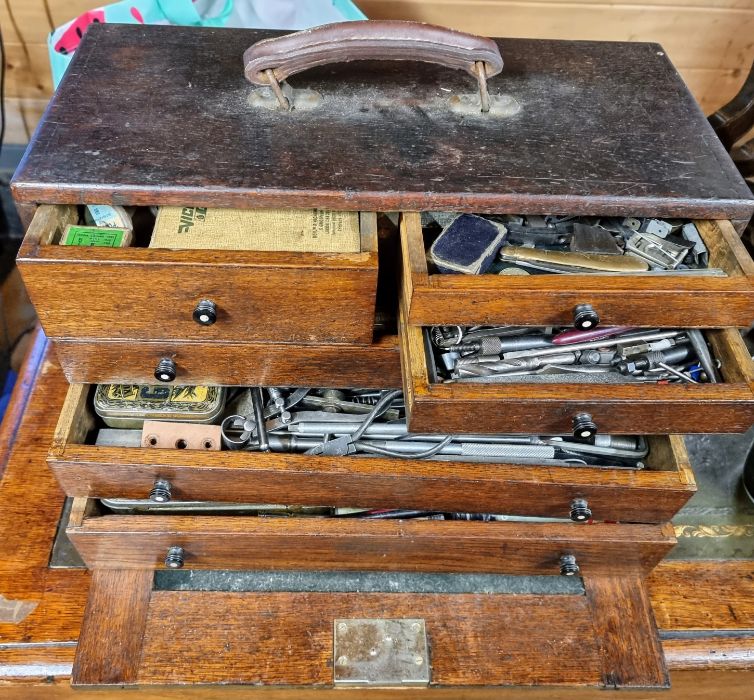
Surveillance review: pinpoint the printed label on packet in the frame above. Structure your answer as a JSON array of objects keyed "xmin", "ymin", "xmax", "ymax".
[
  {"xmin": 61, "ymin": 225, "xmax": 127, "ymax": 247},
  {"xmin": 104, "ymin": 385, "xmax": 211, "ymax": 404},
  {"xmin": 86, "ymin": 204, "xmax": 132, "ymax": 229}
]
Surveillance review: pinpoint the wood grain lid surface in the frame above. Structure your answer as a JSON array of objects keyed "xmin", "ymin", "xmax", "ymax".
[{"xmin": 12, "ymin": 23, "xmax": 754, "ymax": 219}]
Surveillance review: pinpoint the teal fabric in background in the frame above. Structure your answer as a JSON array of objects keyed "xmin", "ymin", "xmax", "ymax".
[{"xmin": 48, "ymin": 0, "xmax": 366, "ymax": 87}]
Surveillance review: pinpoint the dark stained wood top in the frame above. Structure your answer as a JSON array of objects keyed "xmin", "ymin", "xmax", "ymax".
[{"xmin": 12, "ymin": 24, "xmax": 754, "ymax": 220}]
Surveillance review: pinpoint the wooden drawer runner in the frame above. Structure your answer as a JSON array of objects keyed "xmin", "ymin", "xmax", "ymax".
[
  {"xmin": 52, "ymin": 335, "xmax": 403, "ymax": 388},
  {"xmin": 401, "ymin": 212, "xmax": 754, "ymax": 328},
  {"xmin": 17, "ymin": 205, "xmax": 379, "ymax": 345},
  {"xmin": 50, "ymin": 383, "xmax": 696, "ymax": 523},
  {"xmin": 400, "ymin": 314, "xmax": 754, "ymax": 435},
  {"xmin": 68, "ymin": 499, "xmax": 673, "ymax": 689}
]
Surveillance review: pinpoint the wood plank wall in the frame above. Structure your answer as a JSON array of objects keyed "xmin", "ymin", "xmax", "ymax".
[{"xmin": 1, "ymin": 0, "xmax": 753, "ymax": 144}]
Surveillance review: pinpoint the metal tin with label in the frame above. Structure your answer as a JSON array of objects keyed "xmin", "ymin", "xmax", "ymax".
[{"xmin": 93, "ymin": 384, "xmax": 225, "ymax": 428}]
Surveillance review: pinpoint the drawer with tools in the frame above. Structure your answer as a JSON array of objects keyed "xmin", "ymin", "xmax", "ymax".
[
  {"xmin": 67, "ymin": 496, "xmax": 675, "ymax": 689},
  {"xmin": 401, "ymin": 212, "xmax": 754, "ymax": 328},
  {"xmin": 49, "ymin": 383, "xmax": 695, "ymax": 523},
  {"xmin": 401, "ymin": 316, "xmax": 754, "ymax": 434},
  {"xmin": 17, "ymin": 204, "xmax": 379, "ymax": 346},
  {"xmin": 66, "ymin": 496, "xmax": 675, "ymax": 575}
]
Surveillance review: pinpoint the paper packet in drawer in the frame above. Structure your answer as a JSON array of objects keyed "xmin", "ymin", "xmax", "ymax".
[
  {"xmin": 149, "ymin": 207, "xmax": 361, "ymax": 253},
  {"xmin": 61, "ymin": 224, "xmax": 133, "ymax": 248},
  {"xmin": 94, "ymin": 384, "xmax": 225, "ymax": 428}
]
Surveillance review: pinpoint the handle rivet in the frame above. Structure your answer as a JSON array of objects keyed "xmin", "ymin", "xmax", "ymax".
[{"xmin": 165, "ymin": 546, "xmax": 185, "ymax": 569}]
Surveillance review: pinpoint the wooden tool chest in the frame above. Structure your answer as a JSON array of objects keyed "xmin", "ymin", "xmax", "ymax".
[{"xmin": 10, "ymin": 19, "xmax": 754, "ymax": 692}]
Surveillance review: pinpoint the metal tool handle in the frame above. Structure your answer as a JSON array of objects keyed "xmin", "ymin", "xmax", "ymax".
[{"xmin": 243, "ymin": 20, "xmax": 504, "ymax": 112}]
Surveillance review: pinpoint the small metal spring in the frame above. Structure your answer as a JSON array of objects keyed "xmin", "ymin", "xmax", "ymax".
[
  {"xmin": 431, "ymin": 326, "xmax": 464, "ymax": 348},
  {"xmin": 351, "ymin": 392, "xmax": 406, "ymax": 411},
  {"xmin": 351, "ymin": 395, "xmax": 380, "ymax": 405},
  {"xmin": 430, "ymin": 326, "xmax": 447, "ymax": 347}
]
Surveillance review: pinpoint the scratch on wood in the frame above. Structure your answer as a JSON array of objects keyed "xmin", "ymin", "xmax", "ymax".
[{"xmin": 0, "ymin": 594, "xmax": 38, "ymax": 623}]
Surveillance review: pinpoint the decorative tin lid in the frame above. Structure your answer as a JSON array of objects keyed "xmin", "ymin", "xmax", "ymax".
[{"xmin": 12, "ymin": 22, "xmax": 754, "ymax": 221}]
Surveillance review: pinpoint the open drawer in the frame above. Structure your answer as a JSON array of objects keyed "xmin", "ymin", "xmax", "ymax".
[
  {"xmin": 68, "ymin": 498, "xmax": 674, "ymax": 689},
  {"xmin": 400, "ymin": 312, "xmax": 754, "ymax": 434},
  {"xmin": 50, "ymin": 383, "xmax": 696, "ymax": 523},
  {"xmin": 400, "ymin": 212, "xmax": 754, "ymax": 328},
  {"xmin": 17, "ymin": 205, "xmax": 379, "ymax": 345}
]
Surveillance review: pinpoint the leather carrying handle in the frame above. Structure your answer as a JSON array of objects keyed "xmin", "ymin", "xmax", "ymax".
[{"xmin": 243, "ymin": 20, "xmax": 504, "ymax": 111}]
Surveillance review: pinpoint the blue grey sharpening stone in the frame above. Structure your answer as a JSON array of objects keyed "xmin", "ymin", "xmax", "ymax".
[{"xmin": 429, "ymin": 214, "xmax": 507, "ymax": 274}]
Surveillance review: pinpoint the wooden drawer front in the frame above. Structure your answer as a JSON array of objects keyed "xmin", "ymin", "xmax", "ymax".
[
  {"xmin": 67, "ymin": 502, "xmax": 674, "ymax": 575},
  {"xmin": 74, "ymin": 568, "xmax": 668, "ymax": 689},
  {"xmin": 52, "ymin": 336, "xmax": 403, "ymax": 388},
  {"xmin": 401, "ymin": 317, "xmax": 754, "ymax": 435},
  {"xmin": 17, "ymin": 206, "xmax": 378, "ymax": 345},
  {"xmin": 50, "ymin": 384, "xmax": 696, "ymax": 523},
  {"xmin": 401, "ymin": 213, "xmax": 754, "ymax": 328}
]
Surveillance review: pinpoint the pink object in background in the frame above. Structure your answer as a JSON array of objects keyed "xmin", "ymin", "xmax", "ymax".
[{"xmin": 53, "ymin": 10, "xmax": 105, "ymax": 54}]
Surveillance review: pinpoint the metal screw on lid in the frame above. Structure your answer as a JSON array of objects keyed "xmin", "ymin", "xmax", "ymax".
[
  {"xmin": 164, "ymin": 546, "xmax": 185, "ymax": 569},
  {"xmin": 193, "ymin": 299, "xmax": 217, "ymax": 326}
]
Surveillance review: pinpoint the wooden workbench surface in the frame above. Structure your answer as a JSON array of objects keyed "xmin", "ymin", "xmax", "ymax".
[{"xmin": 0, "ymin": 331, "xmax": 752, "ymax": 697}]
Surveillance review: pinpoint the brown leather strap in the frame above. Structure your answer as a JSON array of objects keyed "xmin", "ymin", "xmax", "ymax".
[{"xmin": 243, "ymin": 20, "xmax": 504, "ymax": 87}]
